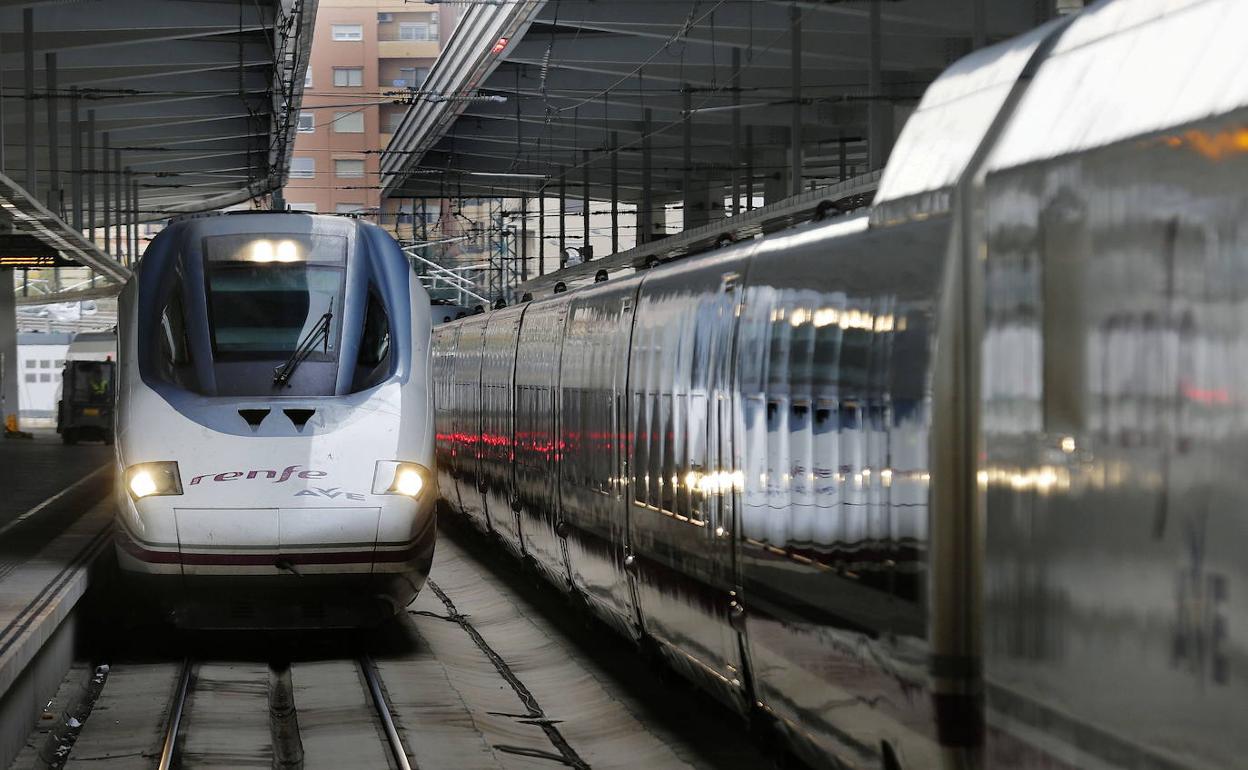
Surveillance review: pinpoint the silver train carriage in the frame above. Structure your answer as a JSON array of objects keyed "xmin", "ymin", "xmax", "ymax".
[
  {"xmin": 433, "ymin": 3, "xmax": 1248, "ymax": 769},
  {"xmin": 115, "ymin": 212, "xmax": 436, "ymax": 628}
]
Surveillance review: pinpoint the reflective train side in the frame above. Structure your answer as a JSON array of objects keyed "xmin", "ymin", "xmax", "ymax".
[
  {"xmin": 115, "ymin": 212, "xmax": 436, "ymax": 627},
  {"xmin": 433, "ymin": 3, "xmax": 1248, "ymax": 769}
]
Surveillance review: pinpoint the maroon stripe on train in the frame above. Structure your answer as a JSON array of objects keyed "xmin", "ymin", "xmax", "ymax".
[{"xmin": 115, "ymin": 532, "xmax": 422, "ymax": 566}]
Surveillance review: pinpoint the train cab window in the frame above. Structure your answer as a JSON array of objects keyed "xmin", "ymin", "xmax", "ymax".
[
  {"xmin": 352, "ymin": 290, "xmax": 392, "ymax": 391},
  {"xmin": 202, "ymin": 234, "xmax": 345, "ymax": 362}
]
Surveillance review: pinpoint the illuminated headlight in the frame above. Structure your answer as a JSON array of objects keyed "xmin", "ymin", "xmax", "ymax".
[
  {"xmin": 373, "ymin": 461, "xmax": 432, "ymax": 499},
  {"xmin": 125, "ymin": 462, "xmax": 183, "ymax": 500}
]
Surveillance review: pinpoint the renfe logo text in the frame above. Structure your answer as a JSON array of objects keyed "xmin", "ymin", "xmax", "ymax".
[{"xmin": 188, "ymin": 464, "xmax": 326, "ymax": 486}]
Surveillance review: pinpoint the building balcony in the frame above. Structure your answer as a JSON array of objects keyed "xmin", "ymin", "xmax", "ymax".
[{"xmin": 378, "ymin": 40, "xmax": 440, "ymax": 59}]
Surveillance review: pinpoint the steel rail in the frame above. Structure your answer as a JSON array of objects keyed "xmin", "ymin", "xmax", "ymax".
[
  {"xmin": 359, "ymin": 654, "xmax": 413, "ymax": 770},
  {"xmin": 157, "ymin": 658, "xmax": 193, "ymax": 770}
]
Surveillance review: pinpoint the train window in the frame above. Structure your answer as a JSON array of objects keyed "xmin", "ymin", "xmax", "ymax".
[
  {"xmin": 632, "ymin": 391, "xmax": 651, "ymax": 506},
  {"xmin": 157, "ymin": 275, "xmax": 195, "ymax": 389},
  {"xmin": 352, "ymin": 290, "xmax": 391, "ymax": 390}
]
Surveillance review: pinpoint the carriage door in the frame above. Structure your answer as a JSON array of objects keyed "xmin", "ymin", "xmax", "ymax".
[{"xmin": 626, "ymin": 258, "xmax": 748, "ymax": 711}]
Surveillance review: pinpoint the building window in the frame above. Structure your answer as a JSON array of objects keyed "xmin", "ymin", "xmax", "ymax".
[
  {"xmin": 24, "ymin": 359, "xmax": 35, "ymax": 368},
  {"xmin": 55, "ymin": 359, "xmax": 64, "ymax": 367},
  {"xmin": 398, "ymin": 22, "xmax": 435, "ymax": 41},
  {"xmin": 396, "ymin": 67, "xmax": 430, "ymax": 88},
  {"xmin": 40, "ymin": 360, "xmax": 51, "ymax": 368},
  {"xmin": 39, "ymin": 373, "xmax": 51, "ymax": 382},
  {"xmin": 290, "ymin": 157, "xmax": 315, "ymax": 179},
  {"xmin": 297, "ymin": 112, "xmax": 315, "ymax": 133},
  {"xmin": 288, "ymin": 202, "xmax": 317, "ymax": 212},
  {"xmin": 332, "ymin": 111, "xmax": 365, "ymax": 133},
  {"xmin": 24, "ymin": 373, "xmax": 36, "ymax": 383},
  {"xmin": 304, "ymin": 69, "xmax": 313, "ymax": 88},
  {"xmin": 336, "ymin": 203, "xmax": 365, "ymax": 214},
  {"xmin": 335, "ymin": 159, "xmax": 366, "ymax": 178},
  {"xmin": 333, "ymin": 67, "xmax": 364, "ymax": 87},
  {"xmin": 332, "ymin": 24, "xmax": 363, "ymax": 41}
]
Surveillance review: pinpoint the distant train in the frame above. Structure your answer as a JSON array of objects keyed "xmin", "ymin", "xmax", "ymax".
[
  {"xmin": 434, "ymin": 4, "xmax": 1247, "ymax": 769},
  {"xmin": 114, "ymin": 212, "xmax": 435, "ymax": 628}
]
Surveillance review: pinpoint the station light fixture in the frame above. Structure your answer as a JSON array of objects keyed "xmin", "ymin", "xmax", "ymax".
[{"xmin": 125, "ymin": 461, "xmax": 184, "ymax": 500}]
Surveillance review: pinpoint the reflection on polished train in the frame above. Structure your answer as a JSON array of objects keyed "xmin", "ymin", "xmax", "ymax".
[
  {"xmin": 114, "ymin": 212, "xmax": 436, "ymax": 627},
  {"xmin": 433, "ymin": 4, "xmax": 1247, "ymax": 769}
]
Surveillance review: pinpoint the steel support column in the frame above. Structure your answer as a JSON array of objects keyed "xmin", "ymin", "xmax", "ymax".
[
  {"xmin": 0, "ymin": 270, "xmax": 18, "ymax": 433},
  {"xmin": 682, "ymin": 85, "xmax": 692, "ymax": 220},
  {"xmin": 102, "ymin": 133, "xmax": 111, "ymax": 256},
  {"xmin": 70, "ymin": 88, "xmax": 83, "ymax": 231},
  {"xmin": 558, "ymin": 175, "xmax": 567, "ymax": 265},
  {"xmin": 45, "ymin": 53, "xmax": 60, "ymax": 213},
  {"xmin": 790, "ymin": 6, "xmax": 803, "ymax": 197},
  {"xmin": 538, "ymin": 193, "xmax": 545, "ymax": 276},
  {"xmin": 130, "ymin": 173, "xmax": 139, "ymax": 261},
  {"xmin": 640, "ymin": 108, "xmax": 653, "ymax": 243},
  {"xmin": 0, "ymin": 26, "xmax": 6, "ymax": 174},
  {"xmin": 731, "ymin": 48, "xmax": 742, "ymax": 217},
  {"xmin": 867, "ymin": 2, "xmax": 892, "ymax": 171},
  {"xmin": 87, "ymin": 111, "xmax": 96, "ymax": 246},
  {"xmin": 114, "ymin": 150, "xmax": 122, "ymax": 261},
  {"xmin": 23, "ymin": 9, "xmax": 35, "ymax": 197},
  {"xmin": 610, "ymin": 132, "xmax": 619, "ymax": 254},
  {"xmin": 581, "ymin": 149, "xmax": 590, "ymax": 261},
  {"xmin": 973, "ymin": 0, "xmax": 988, "ymax": 48},
  {"xmin": 745, "ymin": 125, "xmax": 754, "ymax": 211},
  {"xmin": 520, "ymin": 196, "xmax": 528, "ymax": 282}
]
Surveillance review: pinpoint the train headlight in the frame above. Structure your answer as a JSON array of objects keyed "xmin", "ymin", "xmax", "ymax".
[
  {"xmin": 373, "ymin": 461, "xmax": 432, "ymax": 499},
  {"xmin": 125, "ymin": 461, "xmax": 183, "ymax": 500}
]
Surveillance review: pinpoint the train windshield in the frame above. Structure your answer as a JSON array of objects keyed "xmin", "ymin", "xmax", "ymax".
[{"xmin": 202, "ymin": 234, "xmax": 346, "ymax": 361}]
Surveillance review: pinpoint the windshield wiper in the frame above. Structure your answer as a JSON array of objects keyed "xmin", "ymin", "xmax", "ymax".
[{"xmin": 273, "ymin": 304, "xmax": 333, "ymax": 388}]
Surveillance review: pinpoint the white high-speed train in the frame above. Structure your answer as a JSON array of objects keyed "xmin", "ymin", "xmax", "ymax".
[
  {"xmin": 434, "ymin": 3, "xmax": 1248, "ymax": 770},
  {"xmin": 114, "ymin": 212, "xmax": 435, "ymax": 627}
]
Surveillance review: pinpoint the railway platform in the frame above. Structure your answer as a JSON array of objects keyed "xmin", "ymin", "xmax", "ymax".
[{"xmin": 0, "ymin": 433, "xmax": 113, "ymax": 768}]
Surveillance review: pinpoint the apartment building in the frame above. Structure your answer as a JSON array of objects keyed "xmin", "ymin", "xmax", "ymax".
[{"xmin": 286, "ymin": 0, "xmax": 454, "ymax": 234}]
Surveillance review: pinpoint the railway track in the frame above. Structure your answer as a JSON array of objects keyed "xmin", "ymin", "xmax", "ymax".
[
  {"xmin": 146, "ymin": 654, "xmax": 415, "ymax": 770},
  {"xmin": 15, "ymin": 536, "xmax": 771, "ymax": 770}
]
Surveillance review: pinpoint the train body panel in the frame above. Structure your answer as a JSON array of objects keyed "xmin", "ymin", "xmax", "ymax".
[
  {"xmin": 450, "ymin": 317, "xmax": 489, "ymax": 532},
  {"xmin": 432, "ymin": 323, "xmax": 462, "ymax": 512},
  {"xmin": 514, "ymin": 297, "xmax": 573, "ymax": 586},
  {"xmin": 734, "ymin": 216, "xmax": 949, "ymax": 768},
  {"xmin": 625, "ymin": 248, "xmax": 752, "ymax": 710},
  {"xmin": 479, "ymin": 306, "xmax": 526, "ymax": 554},
  {"xmin": 560, "ymin": 277, "xmax": 644, "ymax": 639},
  {"xmin": 114, "ymin": 212, "xmax": 434, "ymax": 627}
]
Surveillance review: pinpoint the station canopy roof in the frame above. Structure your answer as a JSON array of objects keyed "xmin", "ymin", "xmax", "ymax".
[
  {"xmin": 381, "ymin": 0, "xmax": 1049, "ymax": 204},
  {"xmin": 0, "ymin": 0, "xmax": 317, "ymax": 283}
]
